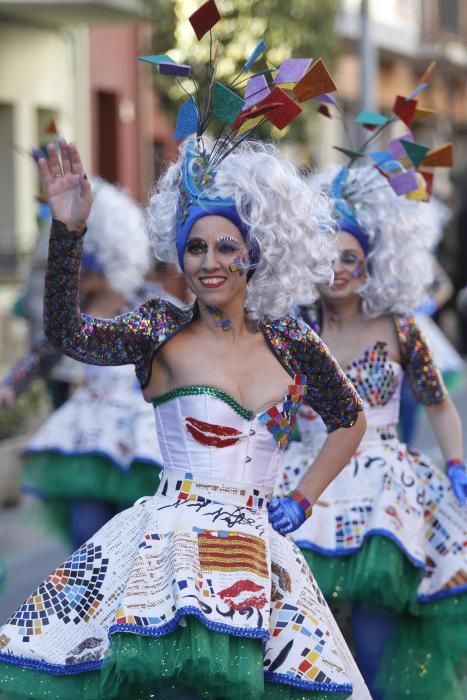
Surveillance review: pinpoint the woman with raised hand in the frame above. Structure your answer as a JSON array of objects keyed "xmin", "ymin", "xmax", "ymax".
[{"xmin": 0, "ymin": 135, "xmax": 370, "ymax": 699}]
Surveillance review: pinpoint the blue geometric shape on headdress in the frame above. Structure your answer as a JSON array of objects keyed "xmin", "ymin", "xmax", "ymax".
[
  {"xmin": 244, "ymin": 39, "xmax": 267, "ymax": 71},
  {"xmin": 369, "ymin": 150, "xmax": 392, "ymax": 166},
  {"xmin": 330, "ymin": 167, "xmax": 371, "ymax": 256},
  {"xmin": 406, "ymin": 82, "xmax": 428, "ymax": 100},
  {"xmin": 174, "ymin": 98, "xmax": 200, "ymax": 140}
]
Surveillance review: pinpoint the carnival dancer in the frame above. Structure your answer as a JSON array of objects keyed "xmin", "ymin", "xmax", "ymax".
[
  {"xmin": 0, "ymin": 179, "xmax": 163, "ymax": 548},
  {"xmin": 0, "ymin": 7, "xmax": 371, "ymax": 695},
  {"xmin": 275, "ymin": 161, "xmax": 467, "ymax": 700}
]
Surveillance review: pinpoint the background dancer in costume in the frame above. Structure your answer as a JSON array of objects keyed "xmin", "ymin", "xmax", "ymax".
[
  {"xmin": 275, "ymin": 162, "xmax": 467, "ymax": 700},
  {"xmin": 0, "ymin": 7, "xmax": 371, "ymax": 694},
  {"xmin": 399, "ymin": 199, "xmax": 464, "ymax": 443},
  {"xmin": 0, "ymin": 178, "xmax": 163, "ymax": 548}
]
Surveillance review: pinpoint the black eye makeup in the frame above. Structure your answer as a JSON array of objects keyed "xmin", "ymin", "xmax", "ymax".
[
  {"xmin": 186, "ymin": 238, "xmax": 208, "ymax": 255},
  {"xmin": 185, "ymin": 236, "xmax": 244, "ymax": 257}
]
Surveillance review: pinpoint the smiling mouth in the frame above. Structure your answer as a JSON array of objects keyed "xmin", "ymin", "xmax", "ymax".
[
  {"xmin": 199, "ymin": 277, "xmax": 227, "ymax": 288},
  {"xmin": 331, "ymin": 278, "xmax": 348, "ymax": 289}
]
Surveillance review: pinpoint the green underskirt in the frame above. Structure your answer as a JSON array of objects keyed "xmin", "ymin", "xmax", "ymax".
[
  {"xmin": 23, "ymin": 452, "xmax": 162, "ymax": 507},
  {"xmin": 0, "ymin": 619, "xmax": 350, "ymax": 700},
  {"xmin": 302, "ymin": 536, "xmax": 467, "ymax": 618},
  {"xmin": 303, "ymin": 536, "xmax": 467, "ymax": 699}
]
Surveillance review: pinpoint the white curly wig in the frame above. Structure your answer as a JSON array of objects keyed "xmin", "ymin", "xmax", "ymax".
[
  {"xmin": 147, "ymin": 138, "xmax": 336, "ymax": 320},
  {"xmin": 311, "ymin": 165, "xmax": 440, "ymax": 317},
  {"xmin": 84, "ymin": 178, "xmax": 151, "ymax": 302}
]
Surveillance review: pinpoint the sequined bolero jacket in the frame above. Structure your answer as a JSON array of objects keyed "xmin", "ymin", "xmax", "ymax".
[
  {"xmin": 43, "ymin": 221, "xmax": 363, "ymax": 433},
  {"xmin": 297, "ymin": 302, "xmax": 447, "ymax": 406}
]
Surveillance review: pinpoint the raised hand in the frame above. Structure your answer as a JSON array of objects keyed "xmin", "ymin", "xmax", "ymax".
[{"xmin": 38, "ymin": 138, "xmax": 92, "ymax": 232}]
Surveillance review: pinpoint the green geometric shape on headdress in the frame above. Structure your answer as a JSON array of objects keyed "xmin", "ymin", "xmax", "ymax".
[
  {"xmin": 137, "ymin": 54, "xmax": 176, "ymax": 66},
  {"xmin": 355, "ymin": 110, "xmax": 388, "ymax": 127},
  {"xmin": 333, "ymin": 146, "xmax": 365, "ymax": 161},
  {"xmin": 400, "ymin": 139, "xmax": 430, "ymax": 168},
  {"xmin": 213, "ymin": 82, "xmax": 244, "ymax": 125}
]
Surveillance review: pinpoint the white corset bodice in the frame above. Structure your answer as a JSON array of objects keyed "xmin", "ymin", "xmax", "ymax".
[{"xmin": 152, "ymin": 380, "xmax": 306, "ymax": 487}]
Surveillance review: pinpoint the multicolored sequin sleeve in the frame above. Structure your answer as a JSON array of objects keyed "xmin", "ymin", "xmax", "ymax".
[
  {"xmin": 395, "ymin": 315, "xmax": 447, "ymax": 405},
  {"xmin": 264, "ymin": 317, "xmax": 363, "ymax": 433},
  {"xmin": 302, "ymin": 323, "xmax": 363, "ymax": 432},
  {"xmin": 1, "ymin": 336, "xmax": 60, "ymax": 398},
  {"xmin": 44, "ymin": 220, "xmax": 189, "ymax": 387}
]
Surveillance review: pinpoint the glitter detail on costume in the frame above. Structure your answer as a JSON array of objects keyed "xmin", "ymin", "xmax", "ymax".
[
  {"xmin": 44, "ymin": 221, "xmax": 190, "ymax": 390},
  {"xmin": 153, "ymin": 385, "xmax": 254, "ymax": 420},
  {"xmin": 262, "ymin": 317, "xmax": 363, "ymax": 433},
  {"xmin": 258, "ymin": 375, "xmax": 307, "ymax": 448},
  {"xmin": 1, "ymin": 336, "xmax": 58, "ymax": 396},
  {"xmin": 299, "ymin": 302, "xmax": 447, "ymax": 408},
  {"xmin": 44, "ymin": 222, "xmax": 362, "ymax": 434},
  {"xmin": 395, "ymin": 315, "xmax": 447, "ymax": 405},
  {"xmin": 346, "ymin": 341, "xmax": 398, "ymax": 407}
]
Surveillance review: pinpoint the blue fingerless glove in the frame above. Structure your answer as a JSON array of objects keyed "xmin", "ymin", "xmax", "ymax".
[
  {"xmin": 447, "ymin": 462, "xmax": 467, "ymax": 506},
  {"xmin": 268, "ymin": 490, "xmax": 312, "ymax": 535}
]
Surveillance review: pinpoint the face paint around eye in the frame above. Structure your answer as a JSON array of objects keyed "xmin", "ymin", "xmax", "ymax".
[
  {"xmin": 218, "ymin": 236, "xmax": 239, "ymax": 244},
  {"xmin": 186, "ymin": 237, "xmax": 208, "ymax": 255}
]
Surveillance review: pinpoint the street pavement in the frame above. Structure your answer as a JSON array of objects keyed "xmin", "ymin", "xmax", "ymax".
[{"xmin": 0, "ymin": 379, "xmax": 467, "ymax": 622}]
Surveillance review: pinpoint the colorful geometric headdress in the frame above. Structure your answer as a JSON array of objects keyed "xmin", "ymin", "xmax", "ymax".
[
  {"xmin": 138, "ymin": 0, "xmax": 337, "ymax": 269},
  {"xmin": 313, "ymin": 61, "xmax": 453, "ymax": 252}
]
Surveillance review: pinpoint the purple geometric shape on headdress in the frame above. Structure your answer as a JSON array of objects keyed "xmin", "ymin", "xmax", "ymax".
[
  {"xmin": 273, "ymin": 58, "xmax": 312, "ymax": 85},
  {"xmin": 313, "ymin": 93, "xmax": 337, "ymax": 105},
  {"xmin": 159, "ymin": 62, "xmax": 191, "ymax": 77},
  {"xmin": 389, "ymin": 170, "xmax": 419, "ymax": 195},
  {"xmin": 389, "ymin": 132, "xmax": 414, "ymax": 160},
  {"xmin": 137, "ymin": 54, "xmax": 176, "ymax": 66},
  {"xmin": 244, "ymin": 75, "xmax": 270, "ymax": 109},
  {"xmin": 174, "ymin": 97, "xmax": 199, "ymax": 140},
  {"xmin": 244, "ymin": 39, "xmax": 267, "ymax": 71}
]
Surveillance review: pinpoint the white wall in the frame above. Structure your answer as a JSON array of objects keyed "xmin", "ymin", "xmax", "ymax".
[{"xmin": 0, "ymin": 23, "xmax": 90, "ymax": 256}]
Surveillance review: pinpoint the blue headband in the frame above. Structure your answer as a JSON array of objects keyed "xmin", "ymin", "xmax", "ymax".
[
  {"xmin": 334, "ymin": 206, "xmax": 371, "ymax": 257},
  {"xmin": 175, "ymin": 140, "xmax": 259, "ymax": 276},
  {"xmin": 331, "ymin": 166, "xmax": 372, "ymax": 256},
  {"xmin": 176, "ymin": 202, "xmax": 254, "ymax": 271}
]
